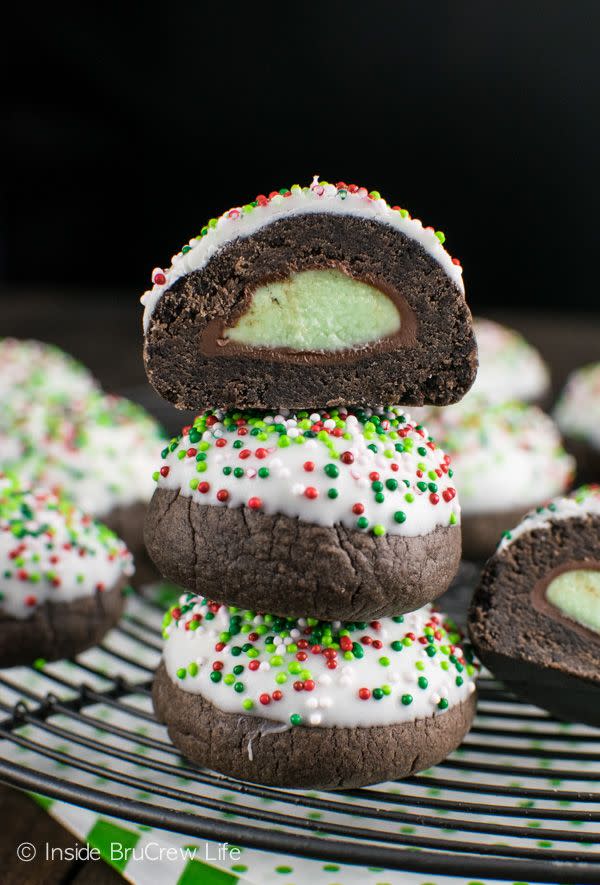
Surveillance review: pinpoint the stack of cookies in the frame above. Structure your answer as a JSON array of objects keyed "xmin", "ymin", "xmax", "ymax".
[{"xmin": 142, "ymin": 178, "xmax": 480, "ymax": 789}]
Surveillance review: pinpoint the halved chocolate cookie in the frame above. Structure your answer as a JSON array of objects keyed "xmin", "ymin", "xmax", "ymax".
[
  {"xmin": 468, "ymin": 485, "xmax": 600, "ymax": 725},
  {"xmin": 153, "ymin": 595, "xmax": 479, "ymax": 789},
  {"xmin": 142, "ymin": 178, "xmax": 476, "ymax": 411},
  {"xmin": 144, "ymin": 407, "xmax": 462, "ymax": 621}
]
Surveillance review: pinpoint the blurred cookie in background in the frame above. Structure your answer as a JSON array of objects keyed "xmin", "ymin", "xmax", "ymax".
[
  {"xmin": 554, "ymin": 363, "xmax": 600, "ymax": 484},
  {"xmin": 0, "ymin": 339, "xmax": 166, "ymax": 585},
  {"xmin": 0, "ymin": 475, "xmax": 134, "ymax": 667},
  {"xmin": 465, "ymin": 319, "xmax": 551, "ymax": 408},
  {"xmin": 0, "ymin": 337, "xmax": 99, "ymax": 405},
  {"xmin": 420, "ymin": 400, "xmax": 575, "ymax": 560}
]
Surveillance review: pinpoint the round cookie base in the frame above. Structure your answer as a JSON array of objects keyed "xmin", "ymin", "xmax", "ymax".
[
  {"xmin": 144, "ymin": 488, "xmax": 462, "ymax": 621},
  {"xmin": 0, "ymin": 577, "xmax": 128, "ymax": 668},
  {"xmin": 104, "ymin": 500, "xmax": 158, "ymax": 588},
  {"xmin": 152, "ymin": 661, "xmax": 477, "ymax": 790}
]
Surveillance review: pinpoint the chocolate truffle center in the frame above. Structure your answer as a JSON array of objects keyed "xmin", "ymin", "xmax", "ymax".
[
  {"xmin": 546, "ymin": 567, "xmax": 600, "ymax": 634},
  {"xmin": 224, "ymin": 268, "xmax": 402, "ymax": 352}
]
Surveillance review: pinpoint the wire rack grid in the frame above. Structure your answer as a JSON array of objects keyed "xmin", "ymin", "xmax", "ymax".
[{"xmin": 0, "ymin": 582, "xmax": 599, "ymax": 884}]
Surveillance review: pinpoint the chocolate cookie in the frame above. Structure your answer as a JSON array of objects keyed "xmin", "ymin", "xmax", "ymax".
[
  {"xmin": 468, "ymin": 485, "xmax": 600, "ymax": 725},
  {"xmin": 554, "ymin": 363, "xmax": 600, "ymax": 484},
  {"xmin": 153, "ymin": 595, "xmax": 479, "ymax": 789},
  {"xmin": 142, "ymin": 178, "xmax": 476, "ymax": 411},
  {"xmin": 417, "ymin": 401, "xmax": 574, "ymax": 560},
  {"xmin": 0, "ymin": 479, "xmax": 134, "ymax": 667},
  {"xmin": 144, "ymin": 407, "xmax": 462, "ymax": 621},
  {"xmin": 1, "ymin": 391, "xmax": 165, "ymax": 587}
]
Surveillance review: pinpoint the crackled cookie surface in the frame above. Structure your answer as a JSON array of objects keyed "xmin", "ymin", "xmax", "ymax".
[{"xmin": 142, "ymin": 177, "xmax": 476, "ymax": 410}]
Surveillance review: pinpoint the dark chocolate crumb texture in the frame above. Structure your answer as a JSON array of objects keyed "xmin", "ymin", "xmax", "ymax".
[
  {"xmin": 153, "ymin": 593, "xmax": 478, "ymax": 787},
  {"xmin": 0, "ymin": 476, "xmax": 134, "ymax": 665},
  {"xmin": 142, "ymin": 177, "xmax": 477, "ymax": 411},
  {"xmin": 468, "ymin": 485, "xmax": 600, "ymax": 726},
  {"xmin": 144, "ymin": 406, "xmax": 462, "ymax": 620}
]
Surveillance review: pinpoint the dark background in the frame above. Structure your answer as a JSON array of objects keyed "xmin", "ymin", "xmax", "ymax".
[{"xmin": 3, "ymin": 2, "xmax": 600, "ymax": 313}]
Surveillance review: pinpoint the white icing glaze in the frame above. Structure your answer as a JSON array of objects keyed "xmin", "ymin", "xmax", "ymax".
[
  {"xmin": 416, "ymin": 401, "xmax": 574, "ymax": 515},
  {"xmin": 141, "ymin": 177, "xmax": 464, "ymax": 332},
  {"xmin": 554, "ymin": 363, "xmax": 600, "ymax": 451},
  {"xmin": 0, "ymin": 478, "xmax": 134, "ymax": 619},
  {"xmin": 155, "ymin": 407, "xmax": 461, "ymax": 538},
  {"xmin": 498, "ymin": 485, "xmax": 600, "ymax": 550},
  {"xmin": 0, "ymin": 338, "xmax": 99, "ymax": 403},
  {"xmin": 161, "ymin": 594, "xmax": 478, "ymax": 728},
  {"xmin": 2, "ymin": 394, "xmax": 164, "ymax": 518},
  {"xmin": 466, "ymin": 319, "xmax": 550, "ymax": 406}
]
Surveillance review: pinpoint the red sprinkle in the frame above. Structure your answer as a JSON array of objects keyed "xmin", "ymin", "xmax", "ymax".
[
  {"xmin": 160, "ymin": 466, "xmax": 170, "ymax": 478},
  {"xmin": 248, "ymin": 660, "xmax": 260, "ymax": 671},
  {"xmin": 216, "ymin": 489, "xmax": 229, "ymax": 503},
  {"xmin": 352, "ymin": 503, "xmax": 364, "ymax": 515},
  {"xmin": 341, "ymin": 451, "xmax": 354, "ymax": 464},
  {"xmin": 358, "ymin": 688, "xmax": 371, "ymax": 700},
  {"xmin": 304, "ymin": 487, "xmax": 318, "ymax": 499},
  {"xmin": 247, "ymin": 497, "xmax": 262, "ymax": 510},
  {"xmin": 198, "ymin": 482, "xmax": 210, "ymax": 494},
  {"xmin": 303, "ymin": 461, "xmax": 315, "ymax": 472},
  {"xmin": 255, "ymin": 448, "xmax": 268, "ymax": 459},
  {"xmin": 259, "ymin": 693, "xmax": 271, "ymax": 705}
]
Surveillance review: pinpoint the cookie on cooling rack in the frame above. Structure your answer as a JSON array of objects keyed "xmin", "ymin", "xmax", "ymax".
[
  {"xmin": 1, "ymin": 392, "xmax": 164, "ymax": 586},
  {"xmin": 153, "ymin": 593, "xmax": 479, "ymax": 789},
  {"xmin": 0, "ymin": 478, "xmax": 134, "ymax": 667},
  {"xmin": 144, "ymin": 406, "xmax": 462, "ymax": 622},
  {"xmin": 468, "ymin": 485, "xmax": 600, "ymax": 726},
  {"xmin": 141, "ymin": 177, "xmax": 476, "ymax": 411},
  {"xmin": 416, "ymin": 400, "xmax": 574, "ymax": 560},
  {"xmin": 554, "ymin": 363, "xmax": 600, "ymax": 484}
]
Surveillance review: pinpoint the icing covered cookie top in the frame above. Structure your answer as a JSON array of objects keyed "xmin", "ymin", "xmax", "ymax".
[
  {"xmin": 141, "ymin": 177, "xmax": 464, "ymax": 331},
  {"xmin": 0, "ymin": 338, "xmax": 99, "ymax": 405},
  {"xmin": 0, "ymin": 478, "xmax": 134, "ymax": 619},
  {"xmin": 468, "ymin": 319, "xmax": 550, "ymax": 406},
  {"xmin": 499, "ymin": 484, "xmax": 600, "ymax": 550},
  {"xmin": 419, "ymin": 401, "xmax": 574, "ymax": 515},
  {"xmin": 4, "ymin": 394, "xmax": 164, "ymax": 517},
  {"xmin": 554, "ymin": 363, "xmax": 600, "ymax": 451},
  {"xmin": 162, "ymin": 592, "xmax": 478, "ymax": 728},
  {"xmin": 154, "ymin": 407, "xmax": 461, "ymax": 538}
]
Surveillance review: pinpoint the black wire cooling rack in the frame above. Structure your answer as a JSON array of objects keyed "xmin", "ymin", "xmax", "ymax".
[{"xmin": 0, "ymin": 581, "xmax": 600, "ymax": 885}]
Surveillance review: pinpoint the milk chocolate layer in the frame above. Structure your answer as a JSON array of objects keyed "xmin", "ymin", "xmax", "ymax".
[
  {"xmin": 144, "ymin": 214, "xmax": 477, "ymax": 411},
  {"xmin": 468, "ymin": 512, "xmax": 600, "ymax": 725}
]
